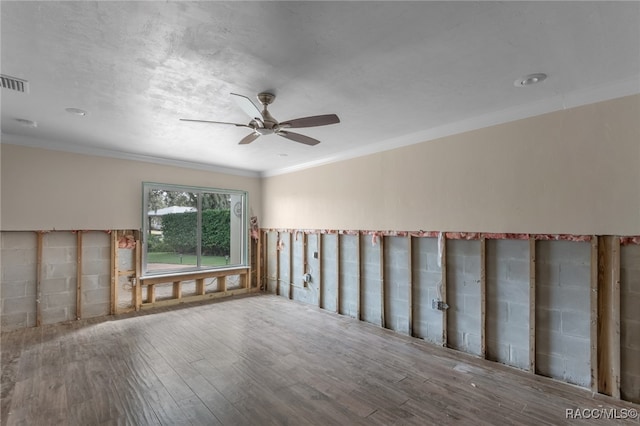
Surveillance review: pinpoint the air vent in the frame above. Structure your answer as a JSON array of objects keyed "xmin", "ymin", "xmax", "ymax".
[{"xmin": 1, "ymin": 75, "xmax": 29, "ymax": 93}]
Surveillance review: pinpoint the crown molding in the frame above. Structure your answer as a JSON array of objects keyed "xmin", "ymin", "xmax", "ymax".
[
  {"xmin": 0, "ymin": 133, "xmax": 261, "ymax": 178},
  {"xmin": 261, "ymin": 77, "xmax": 640, "ymax": 177}
]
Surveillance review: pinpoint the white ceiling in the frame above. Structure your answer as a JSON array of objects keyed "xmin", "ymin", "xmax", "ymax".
[{"xmin": 2, "ymin": 1, "xmax": 639, "ymax": 177}]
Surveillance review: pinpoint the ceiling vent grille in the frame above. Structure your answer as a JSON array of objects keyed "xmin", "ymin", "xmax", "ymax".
[{"xmin": 1, "ymin": 75, "xmax": 29, "ymax": 93}]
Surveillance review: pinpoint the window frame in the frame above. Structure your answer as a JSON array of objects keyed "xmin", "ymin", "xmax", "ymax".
[{"xmin": 141, "ymin": 182, "xmax": 248, "ymax": 277}]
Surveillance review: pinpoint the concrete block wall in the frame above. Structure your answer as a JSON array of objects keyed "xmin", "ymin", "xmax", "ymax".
[
  {"xmin": 535, "ymin": 240, "xmax": 591, "ymax": 387},
  {"xmin": 1, "ymin": 232, "xmax": 37, "ymax": 330},
  {"xmin": 384, "ymin": 236, "xmax": 410, "ymax": 335},
  {"xmin": 486, "ymin": 239, "xmax": 530, "ymax": 370},
  {"xmin": 446, "ymin": 239, "xmax": 482, "ymax": 356},
  {"xmin": 360, "ymin": 234, "xmax": 382, "ymax": 327},
  {"xmin": 41, "ymin": 232, "xmax": 77, "ymax": 324},
  {"xmin": 261, "ymin": 231, "xmax": 638, "ymax": 402},
  {"xmin": 320, "ymin": 234, "xmax": 338, "ymax": 312},
  {"xmin": 304, "ymin": 233, "xmax": 320, "ymax": 307},
  {"xmin": 277, "ymin": 232, "xmax": 291, "ymax": 299},
  {"xmin": 291, "ymin": 234, "xmax": 307, "ymax": 304},
  {"xmin": 620, "ymin": 244, "xmax": 640, "ymax": 403},
  {"xmin": 1, "ymin": 231, "xmax": 111, "ymax": 331},
  {"xmin": 265, "ymin": 231, "xmax": 278, "ymax": 293},
  {"xmin": 80, "ymin": 232, "xmax": 110, "ymax": 318},
  {"xmin": 412, "ymin": 237, "xmax": 443, "ymax": 345},
  {"xmin": 117, "ymin": 247, "xmax": 135, "ymax": 310},
  {"xmin": 339, "ymin": 234, "xmax": 358, "ymax": 318}
]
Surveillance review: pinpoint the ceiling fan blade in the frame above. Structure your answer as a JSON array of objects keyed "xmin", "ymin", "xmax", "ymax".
[
  {"xmin": 277, "ymin": 131, "xmax": 321, "ymax": 146},
  {"xmin": 231, "ymin": 93, "xmax": 263, "ymax": 121},
  {"xmin": 279, "ymin": 114, "xmax": 340, "ymax": 129},
  {"xmin": 239, "ymin": 132, "xmax": 261, "ymax": 145},
  {"xmin": 179, "ymin": 118, "xmax": 251, "ymax": 128}
]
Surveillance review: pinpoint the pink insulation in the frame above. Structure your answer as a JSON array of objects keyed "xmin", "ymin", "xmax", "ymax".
[{"xmin": 261, "ymin": 229, "xmax": 640, "ymax": 244}]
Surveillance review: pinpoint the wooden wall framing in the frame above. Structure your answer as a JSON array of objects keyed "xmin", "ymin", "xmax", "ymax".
[{"xmin": 259, "ymin": 229, "xmax": 638, "ymax": 404}]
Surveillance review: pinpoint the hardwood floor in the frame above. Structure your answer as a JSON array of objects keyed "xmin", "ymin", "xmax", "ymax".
[{"xmin": 2, "ymin": 294, "xmax": 638, "ymax": 425}]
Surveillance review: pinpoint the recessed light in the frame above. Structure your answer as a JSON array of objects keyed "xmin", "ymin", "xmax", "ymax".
[
  {"xmin": 65, "ymin": 107, "xmax": 87, "ymax": 116},
  {"xmin": 514, "ymin": 73, "xmax": 547, "ymax": 87},
  {"xmin": 14, "ymin": 118, "xmax": 37, "ymax": 128}
]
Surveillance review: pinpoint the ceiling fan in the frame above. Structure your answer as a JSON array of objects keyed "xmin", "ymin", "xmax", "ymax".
[{"xmin": 180, "ymin": 92, "xmax": 340, "ymax": 146}]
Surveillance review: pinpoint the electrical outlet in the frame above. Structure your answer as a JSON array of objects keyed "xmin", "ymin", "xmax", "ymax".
[
  {"xmin": 313, "ymin": 251, "xmax": 319, "ymax": 259},
  {"xmin": 432, "ymin": 299, "xmax": 449, "ymax": 311}
]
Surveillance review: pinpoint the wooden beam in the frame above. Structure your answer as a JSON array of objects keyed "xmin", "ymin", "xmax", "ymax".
[
  {"xmin": 172, "ymin": 281, "xmax": 182, "ymax": 299},
  {"xmin": 336, "ymin": 233, "xmax": 341, "ymax": 314},
  {"xmin": 529, "ymin": 236, "xmax": 536, "ymax": 373},
  {"xmin": 441, "ymin": 234, "xmax": 447, "ymax": 347},
  {"xmin": 256, "ymin": 231, "xmax": 262, "ymax": 290},
  {"xmin": 36, "ymin": 232, "xmax": 44, "ymax": 327},
  {"xmin": 139, "ymin": 267, "xmax": 250, "ymax": 285},
  {"xmin": 240, "ymin": 271, "xmax": 249, "ymax": 290},
  {"xmin": 590, "ymin": 236, "xmax": 599, "ymax": 392},
  {"xmin": 276, "ymin": 232, "xmax": 281, "ymax": 296},
  {"xmin": 318, "ymin": 233, "xmax": 323, "ymax": 309},
  {"xmin": 302, "ymin": 232, "xmax": 307, "ymax": 289},
  {"xmin": 288, "ymin": 232, "xmax": 293, "ymax": 300},
  {"xmin": 147, "ymin": 284, "xmax": 156, "ymax": 304},
  {"xmin": 76, "ymin": 231, "xmax": 83, "ymax": 320},
  {"xmin": 140, "ymin": 287, "xmax": 252, "ymax": 309},
  {"xmin": 220, "ymin": 275, "xmax": 227, "ymax": 292},
  {"xmin": 135, "ymin": 239, "xmax": 142, "ymax": 311},
  {"xmin": 356, "ymin": 232, "xmax": 362, "ymax": 321},
  {"xmin": 262, "ymin": 230, "xmax": 267, "ymax": 291},
  {"xmin": 408, "ymin": 235, "xmax": 413, "ymax": 337},
  {"xmin": 380, "ymin": 235, "xmax": 385, "ymax": 329},
  {"xmin": 597, "ymin": 235, "xmax": 621, "ymax": 398},
  {"xmin": 480, "ymin": 236, "xmax": 486, "ymax": 358},
  {"xmin": 196, "ymin": 278, "xmax": 205, "ymax": 295},
  {"xmin": 110, "ymin": 231, "xmax": 118, "ymax": 315}
]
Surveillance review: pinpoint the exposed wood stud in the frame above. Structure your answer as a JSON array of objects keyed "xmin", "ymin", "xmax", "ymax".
[
  {"xmin": 529, "ymin": 237, "xmax": 536, "ymax": 373},
  {"xmin": 76, "ymin": 231, "xmax": 83, "ymax": 320},
  {"xmin": 302, "ymin": 233, "xmax": 307, "ymax": 282},
  {"xmin": 380, "ymin": 235, "xmax": 386, "ymax": 329},
  {"xmin": 590, "ymin": 236, "xmax": 599, "ymax": 392},
  {"xmin": 139, "ymin": 287, "xmax": 251, "ymax": 309},
  {"xmin": 597, "ymin": 235, "xmax": 621, "ymax": 398},
  {"xmin": 408, "ymin": 235, "xmax": 414, "ymax": 337},
  {"xmin": 110, "ymin": 231, "xmax": 118, "ymax": 315},
  {"xmin": 276, "ymin": 231, "xmax": 281, "ymax": 296},
  {"xmin": 172, "ymin": 281, "xmax": 182, "ymax": 299},
  {"xmin": 336, "ymin": 233, "xmax": 341, "ymax": 314},
  {"xmin": 35, "ymin": 231, "xmax": 44, "ymax": 327},
  {"xmin": 289, "ymin": 232, "xmax": 293, "ymax": 300},
  {"xmin": 147, "ymin": 284, "xmax": 156, "ymax": 304},
  {"xmin": 220, "ymin": 275, "xmax": 228, "ymax": 292},
  {"xmin": 263, "ymin": 230, "xmax": 268, "ymax": 291},
  {"xmin": 441, "ymin": 234, "xmax": 447, "ymax": 347},
  {"xmin": 195, "ymin": 278, "xmax": 205, "ymax": 295},
  {"xmin": 318, "ymin": 233, "xmax": 323, "ymax": 309},
  {"xmin": 480, "ymin": 236, "xmax": 486, "ymax": 358},
  {"xmin": 135, "ymin": 239, "xmax": 142, "ymax": 311},
  {"xmin": 356, "ymin": 232, "xmax": 362, "ymax": 321},
  {"xmin": 256, "ymin": 231, "xmax": 262, "ymax": 290}
]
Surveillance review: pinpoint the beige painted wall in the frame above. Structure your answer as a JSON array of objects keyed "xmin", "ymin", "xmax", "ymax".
[
  {"xmin": 262, "ymin": 95, "xmax": 640, "ymax": 235},
  {"xmin": 0, "ymin": 144, "xmax": 261, "ymax": 230}
]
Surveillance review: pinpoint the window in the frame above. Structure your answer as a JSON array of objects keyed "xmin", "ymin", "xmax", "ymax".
[{"xmin": 142, "ymin": 182, "xmax": 248, "ymax": 276}]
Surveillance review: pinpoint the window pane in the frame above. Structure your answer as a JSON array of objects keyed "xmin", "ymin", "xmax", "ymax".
[
  {"xmin": 143, "ymin": 183, "xmax": 247, "ymax": 276},
  {"xmin": 146, "ymin": 190, "xmax": 198, "ymax": 272},
  {"xmin": 201, "ymin": 193, "xmax": 232, "ymax": 267}
]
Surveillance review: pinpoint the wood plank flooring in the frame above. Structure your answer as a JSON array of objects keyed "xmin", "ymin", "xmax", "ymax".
[{"xmin": 2, "ymin": 294, "xmax": 638, "ymax": 425}]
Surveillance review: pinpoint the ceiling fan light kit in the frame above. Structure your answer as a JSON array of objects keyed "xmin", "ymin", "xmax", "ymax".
[{"xmin": 181, "ymin": 92, "xmax": 340, "ymax": 146}]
